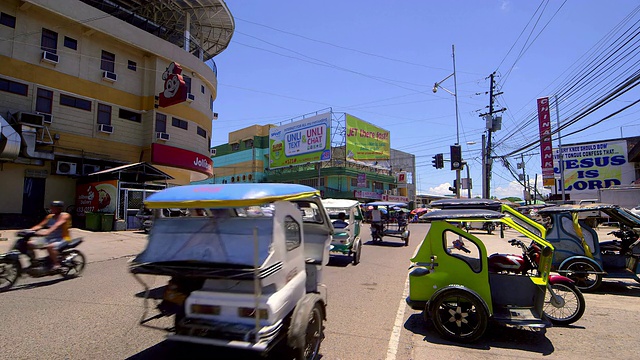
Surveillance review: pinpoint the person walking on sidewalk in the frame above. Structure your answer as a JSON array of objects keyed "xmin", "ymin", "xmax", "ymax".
[{"xmin": 29, "ymin": 200, "xmax": 71, "ymax": 271}]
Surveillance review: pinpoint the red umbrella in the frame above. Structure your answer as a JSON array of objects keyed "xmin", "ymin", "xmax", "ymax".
[{"xmin": 410, "ymin": 208, "xmax": 429, "ymax": 215}]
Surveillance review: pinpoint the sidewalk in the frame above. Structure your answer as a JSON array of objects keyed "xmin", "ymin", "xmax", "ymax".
[{"xmin": 0, "ymin": 228, "xmax": 148, "ymax": 263}]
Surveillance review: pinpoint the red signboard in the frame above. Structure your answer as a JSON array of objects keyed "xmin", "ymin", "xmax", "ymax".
[
  {"xmin": 151, "ymin": 143, "xmax": 213, "ymax": 176},
  {"xmin": 537, "ymin": 97, "xmax": 554, "ymax": 186},
  {"xmin": 75, "ymin": 180, "xmax": 118, "ymax": 217},
  {"xmin": 158, "ymin": 62, "xmax": 188, "ymax": 108}
]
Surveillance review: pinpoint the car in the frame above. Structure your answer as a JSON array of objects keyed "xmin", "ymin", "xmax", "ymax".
[{"xmin": 129, "ymin": 183, "xmax": 333, "ymax": 359}]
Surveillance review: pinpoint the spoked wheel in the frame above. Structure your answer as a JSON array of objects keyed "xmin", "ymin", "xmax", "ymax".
[
  {"xmin": 544, "ymin": 282, "xmax": 586, "ymax": 326},
  {"xmin": 562, "ymin": 260, "xmax": 602, "ymax": 292},
  {"xmin": 0, "ymin": 259, "xmax": 19, "ymax": 292},
  {"xmin": 289, "ymin": 301, "xmax": 324, "ymax": 360},
  {"xmin": 60, "ymin": 250, "xmax": 86, "ymax": 278},
  {"xmin": 430, "ymin": 289, "xmax": 488, "ymax": 342}
]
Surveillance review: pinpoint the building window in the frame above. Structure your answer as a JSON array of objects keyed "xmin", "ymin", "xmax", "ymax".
[
  {"xmin": 119, "ymin": 109, "xmax": 141, "ymax": 122},
  {"xmin": 41, "ymin": 28, "xmax": 58, "ymax": 53},
  {"xmin": 0, "ymin": 78, "xmax": 28, "ymax": 96},
  {"xmin": 183, "ymin": 76, "xmax": 192, "ymax": 93},
  {"xmin": 97, "ymin": 104, "xmax": 112, "ymax": 125},
  {"xmin": 350, "ymin": 177, "xmax": 358, "ymax": 187},
  {"xmin": 197, "ymin": 126, "xmax": 206, "ymax": 138},
  {"xmin": 231, "ymin": 143, "xmax": 239, "ymax": 151},
  {"xmin": 244, "ymin": 139, "xmax": 253, "ymax": 148},
  {"xmin": 60, "ymin": 94, "xmax": 91, "ymax": 111},
  {"xmin": 128, "ymin": 60, "xmax": 137, "ymax": 71},
  {"xmin": 201, "ymin": 85, "xmax": 205, "ymax": 94},
  {"xmin": 0, "ymin": 13, "xmax": 16, "ymax": 28},
  {"xmin": 210, "ymin": 96, "xmax": 214, "ymax": 111},
  {"xmin": 35, "ymin": 88, "xmax": 53, "ymax": 114},
  {"xmin": 155, "ymin": 113, "xmax": 167, "ymax": 133},
  {"xmin": 101, "ymin": 50, "xmax": 115, "ymax": 72},
  {"xmin": 172, "ymin": 117, "xmax": 188, "ymax": 130},
  {"xmin": 64, "ymin": 36, "xmax": 77, "ymax": 50}
]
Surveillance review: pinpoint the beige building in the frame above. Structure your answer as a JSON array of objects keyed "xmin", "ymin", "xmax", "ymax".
[{"xmin": 0, "ymin": 0, "xmax": 233, "ymax": 225}]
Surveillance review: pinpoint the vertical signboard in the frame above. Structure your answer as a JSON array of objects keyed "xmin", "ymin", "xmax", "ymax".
[
  {"xmin": 357, "ymin": 173, "xmax": 367, "ymax": 187},
  {"xmin": 345, "ymin": 114, "xmax": 390, "ymax": 161},
  {"xmin": 536, "ymin": 97, "xmax": 555, "ymax": 186},
  {"xmin": 268, "ymin": 112, "xmax": 331, "ymax": 169}
]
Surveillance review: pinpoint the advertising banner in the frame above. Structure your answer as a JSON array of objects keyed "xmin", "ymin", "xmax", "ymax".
[
  {"xmin": 553, "ymin": 139, "xmax": 632, "ymax": 196},
  {"xmin": 269, "ymin": 112, "xmax": 331, "ymax": 169},
  {"xmin": 346, "ymin": 114, "xmax": 390, "ymax": 161},
  {"xmin": 75, "ymin": 180, "xmax": 118, "ymax": 217},
  {"xmin": 151, "ymin": 143, "xmax": 213, "ymax": 176},
  {"xmin": 536, "ymin": 97, "xmax": 555, "ymax": 186}
]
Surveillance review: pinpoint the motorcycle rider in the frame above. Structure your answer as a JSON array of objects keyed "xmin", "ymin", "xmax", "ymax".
[{"xmin": 29, "ymin": 200, "xmax": 71, "ymax": 271}]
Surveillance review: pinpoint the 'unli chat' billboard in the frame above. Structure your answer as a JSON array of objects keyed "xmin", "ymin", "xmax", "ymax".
[
  {"xmin": 553, "ymin": 139, "xmax": 633, "ymax": 198},
  {"xmin": 269, "ymin": 112, "xmax": 331, "ymax": 169},
  {"xmin": 345, "ymin": 114, "xmax": 390, "ymax": 161}
]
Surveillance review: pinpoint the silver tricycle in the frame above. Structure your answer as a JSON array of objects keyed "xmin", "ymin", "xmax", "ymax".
[{"xmin": 129, "ymin": 184, "xmax": 333, "ymax": 359}]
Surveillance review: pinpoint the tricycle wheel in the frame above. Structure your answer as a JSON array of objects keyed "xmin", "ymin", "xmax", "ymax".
[
  {"xmin": 352, "ymin": 243, "xmax": 361, "ymax": 265},
  {"xmin": 544, "ymin": 282, "xmax": 585, "ymax": 326},
  {"xmin": 0, "ymin": 259, "xmax": 19, "ymax": 292},
  {"xmin": 486, "ymin": 223, "xmax": 495, "ymax": 235},
  {"xmin": 562, "ymin": 260, "xmax": 602, "ymax": 292},
  {"xmin": 60, "ymin": 250, "xmax": 86, "ymax": 278},
  {"xmin": 430, "ymin": 289, "xmax": 488, "ymax": 342},
  {"xmin": 288, "ymin": 294, "xmax": 324, "ymax": 360},
  {"xmin": 403, "ymin": 232, "xmax": 410, "ymax": 247}
]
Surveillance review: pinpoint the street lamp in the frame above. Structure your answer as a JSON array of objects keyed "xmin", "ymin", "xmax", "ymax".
[{"xmin": 433, "ymin": 44, "xmax": 461, "ymax": 198}]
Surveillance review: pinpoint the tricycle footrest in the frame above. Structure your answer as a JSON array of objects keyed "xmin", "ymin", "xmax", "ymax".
[{"xmin": 492, "ymin": 306, "xmax": 551, "ymax": 328}]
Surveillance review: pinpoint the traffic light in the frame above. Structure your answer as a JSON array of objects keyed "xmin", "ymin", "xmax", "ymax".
[
  {"xmin": 449, "ymin": 179, "xmax": 457, "ymax": 194},
  {"xmin": 450, "ymin": 145, "xmax": 462, "ymax": 170},
  {"xmin": 432, "ymin": 153, "xmax": 444, "ymax": 169}
]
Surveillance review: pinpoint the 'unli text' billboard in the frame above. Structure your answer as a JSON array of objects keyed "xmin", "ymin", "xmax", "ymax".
[
  {"xmin": 553, "ymin": 139, "xmax": 632, "ymax": 197},
  {"xmin": 269, "ymin": 112, "xmax": 331, "ymax": 169}
]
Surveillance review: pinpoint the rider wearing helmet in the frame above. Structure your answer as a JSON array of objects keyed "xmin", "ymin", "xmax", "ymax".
[{"xmin": 29, "ymin": 200, "xmax": 71, "ymax": 270}]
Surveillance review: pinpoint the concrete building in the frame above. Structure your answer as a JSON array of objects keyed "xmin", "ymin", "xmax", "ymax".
[{"xmin": 0, "ymin": 0, "xmax": 233, "ymax": 226}]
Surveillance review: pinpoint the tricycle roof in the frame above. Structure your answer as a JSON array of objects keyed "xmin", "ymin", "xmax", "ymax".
[
  {"xmin": 321, "ymin": 198, "xmax": 360, "ymax": 209},
  {"xmin": 144, "ymin": 184, "xmax": 320, "ymax": 209},
  {"xmin": 430, "ymin": 198, "xmax": 502, "ymax": 211},
  {"xmin": 366, "ymin": 201, "xmax": 407, "ymax": 207},
  {"xmin": 420, "ymin": 209, "xmax": 504, "ymax": 222},
  {"xmin": 537, "ymin": 203, "xmax": 618, "ymax": 214}
]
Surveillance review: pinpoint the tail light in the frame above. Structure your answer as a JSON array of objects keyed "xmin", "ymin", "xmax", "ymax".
[
  {"xmin": 238, "ymin": 307, "xmax": 269, "ymax": 319},
  {"xmin": 190, "ymin": 304, "xmax": 221, "ymax": 315}
]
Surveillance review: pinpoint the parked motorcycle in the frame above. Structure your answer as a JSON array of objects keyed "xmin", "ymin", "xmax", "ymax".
[
  {"xmin": 0, "ymin": 230, "xmax": 86, "ymax": 292},
  {"xmin": 488, "ymin": 239, "xmax": 586, "ymax": 326}
]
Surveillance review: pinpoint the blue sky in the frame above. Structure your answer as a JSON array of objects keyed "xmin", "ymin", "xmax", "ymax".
[{"xmin": 211, "ymin": 1, "xmax": 640, "ymax": 199}]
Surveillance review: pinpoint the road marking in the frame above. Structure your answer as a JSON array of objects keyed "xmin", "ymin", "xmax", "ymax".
[{"xmin": 386, "ymin": 274, "xmax": 410, "ymax": 360}]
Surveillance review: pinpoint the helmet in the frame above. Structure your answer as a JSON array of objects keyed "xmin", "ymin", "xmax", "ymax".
[{"xmin": 50, "ymin": 200, "xmax": 65, "ymax": 208}]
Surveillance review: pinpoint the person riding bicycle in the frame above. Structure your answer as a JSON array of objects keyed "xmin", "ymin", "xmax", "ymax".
[{"xmin": 29, "ymin": 200, "xmax": 71, "ymax": 271}]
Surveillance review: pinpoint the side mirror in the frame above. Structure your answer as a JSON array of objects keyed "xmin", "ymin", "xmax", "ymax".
[{"xmin": 500, "ymin": 223, "xmax": 505, "ymax": 238}]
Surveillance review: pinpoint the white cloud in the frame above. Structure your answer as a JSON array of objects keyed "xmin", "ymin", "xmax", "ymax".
[
  {"xmin": 428, "ymin": 182, "xmax": 453, "ymax": 196},
  {"xmin": 501, "ymin": 0, "xmax": 510, "ymax": 11},
  {"xmin": 492, "ymin": 174, "xmax": 551, "ymax": 199}
]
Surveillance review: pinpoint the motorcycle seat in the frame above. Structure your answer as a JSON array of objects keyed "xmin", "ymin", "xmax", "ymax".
[{"xmin": 59, "ymin": 238, "xmax": 83, "ymax": 250}]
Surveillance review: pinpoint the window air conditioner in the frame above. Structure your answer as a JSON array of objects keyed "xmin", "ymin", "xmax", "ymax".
[
  {"xmin": 102, "ymin": 71, "xmax": 117, "ymax": 82},
  {"xmin": 15, "ymin": 112, "xmax": 44, "ymax": 127},
  {"xmin": 36, "ymin": 112, "xmax": 53, "ymax": 124},
  {"xmin": 186, "ymin": 93, "xmax": 195, "ymax": 103},
  {"xmin": 212, "ymin": 112, "xmax": 219, "ymax": 120},
  {"xmin": 82, "ymin": 164, "xmax": 101, "ymax": 174},
  {"xmin": 98, "ymin": 124, "xmax": 113, "ymax": 134},
  {"xmin": 156, "ymin": 132, "xmax": 170, "ymax": 141},
  {"xmin": 41, "ymin": 51, "xmax": 59, "ymax": 64},
  {"xmin": 56, "ymin": 161, "xmax": 77, "ymax": 175},
  {"xmin": 210, "ymin": 148, "xmax": 216, "ymax": 156}
]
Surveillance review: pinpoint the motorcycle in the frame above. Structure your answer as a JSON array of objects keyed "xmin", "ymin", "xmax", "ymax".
[
  {"xmin": 488, "ymin": 239, "xmax": 586, "ymax": 326},
  {"xmin": 0, "ymin": 230, "xmax": 86, "ymax": 292}
]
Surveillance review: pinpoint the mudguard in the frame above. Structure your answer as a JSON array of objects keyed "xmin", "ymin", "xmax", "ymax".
[
  {"xmin": 548, "ymin": 274, "xmax": 574, "ymax": 284},
  {"xmin": 287, "ymin": 293, "xmax": 326, "ymax": 349},
  {"xmin": 558, "ymin": 256, "xmax": 605, "ymax": 274},
  {"xmin": 428, "ymin": 285, "xmax": 491, "ymax": 316}
]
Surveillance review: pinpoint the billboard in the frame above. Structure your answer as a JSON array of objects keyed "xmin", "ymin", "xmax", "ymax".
[
  {"xmin": 269, "ymin": 112, "xmax": 331, "ymax": 169},
  {"xmin": 553, "ymin": 139, "xmax": 633, "ymax": 198},
  {"xmin": 75, "ymin": 180, "xmax": 118, "ymax": 217},
  {"xmin": 346, "ymin": 114, "xmax": 390, "ymax": 161},
  {"xmin": 536, "ymin": 97, "xmax": 555, "ymax": 186}
]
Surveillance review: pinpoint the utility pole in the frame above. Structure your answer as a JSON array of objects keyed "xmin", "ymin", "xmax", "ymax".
[
  {"xmin": 479, "ymin": 72, "xmax": 506, "ymax": 199},
  {"xmin": 520, "ymin": 153, "xmax": 527, "ymax": 204}
]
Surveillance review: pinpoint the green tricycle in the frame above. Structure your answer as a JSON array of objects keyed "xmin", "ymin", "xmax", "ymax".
[{"xmin": 321, "ymin": 199, "xmax": 364, "ymax": 265}]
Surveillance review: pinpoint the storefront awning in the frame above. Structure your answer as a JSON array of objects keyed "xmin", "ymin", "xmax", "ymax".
[{"xmin": 85, "ymin": 162, "xmax": 174, "ymax": 183}]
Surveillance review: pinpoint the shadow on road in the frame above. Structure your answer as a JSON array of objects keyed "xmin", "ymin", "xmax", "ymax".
[
  {"xmin": 327, "ymin": 256, "xmax": 352, "ymax": 267},
  {"xmin": 404, "ymin": 313, "xmax": 555, "ymax": 355},
  {"xmin": 363, "ymin": 240, "xmax": 406, "ymax": 248},
  {"xmin": 5, "ymin": 276, "xmax": 78, "ymax": 292},
  {"xmin": 126, "ymin": 339, "xmax": 322, "ymax": 360},
  {"xmin": 587, "ymin": 280, "xmax": 640, "ymax": 297},
  {"xmin": 134, "ymin": 285, "xmax": 167, "ymax": 299}
]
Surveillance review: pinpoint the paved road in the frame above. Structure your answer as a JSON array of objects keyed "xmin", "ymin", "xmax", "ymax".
[{"xmin": 1, "ymin": 224, "xmax": 639, "ymax": 359}]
